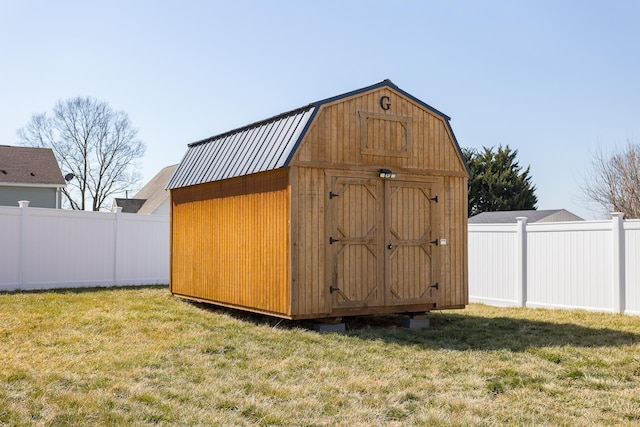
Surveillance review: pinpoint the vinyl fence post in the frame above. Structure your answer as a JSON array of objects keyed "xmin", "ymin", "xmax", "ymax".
[
  {"xmin": 611, "ymin": 212, "xmax": 625, "ymax": 314},
  {"xmin": 516, "ymin": 217, "xmax": 528, "ymax": 307},
  {"xmin": 114, "ymin": 207, "xmax": 122, "ymax": 286},
  {"xmin": 18, "ymin": 200, "xmax": 29, "ymax": 289}
]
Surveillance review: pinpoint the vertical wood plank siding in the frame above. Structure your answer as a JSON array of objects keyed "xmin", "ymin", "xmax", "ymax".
[
  {"xmin": 171, "ymin": 168, "xmax": 291, "ymax": 316},
  {"xmin": 291, "ymin": 87, "xmax": 468, "ymax": 313},
  {"xmin": 291, "ymin": 167, "xmax": 327, "ymax": 316}
]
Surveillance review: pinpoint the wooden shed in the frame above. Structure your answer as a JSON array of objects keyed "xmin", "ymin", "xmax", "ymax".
[{"xmin": 167, "ymin": 80, "xmax": 470, "ymax": 320}]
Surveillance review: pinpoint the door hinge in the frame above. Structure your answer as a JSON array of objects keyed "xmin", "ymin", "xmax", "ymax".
[
  {"xmin": 430, "ymin": 196, "xmax": 438, "ymax": 203},
  {"xmin": 430, "ymin": 283, "xmax": 439, "ymax": 290},
  {"xmin": 329, "ymin": 191, "xmax": 340, "ymax": 199},
  {"xmin": 430, "ymin": 239, "xmax": 439, "ymax": 246},
  {"xmin": 329, "ymin": 237, "xmax": 340, "ymax": 244}
]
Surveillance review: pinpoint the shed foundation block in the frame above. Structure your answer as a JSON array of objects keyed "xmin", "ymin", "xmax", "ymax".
[
  {"xmin": 313, "ymin": 318, "xmax": 346, "ymax": 333},
  {"xmin": 401, "ymin": 314, "xmax": 430, "ymax": 329}
]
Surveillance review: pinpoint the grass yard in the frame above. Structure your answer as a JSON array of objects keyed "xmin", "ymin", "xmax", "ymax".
[{"xmin": 1, "ymin": 287, "xmax": 639, "ymax": 426}]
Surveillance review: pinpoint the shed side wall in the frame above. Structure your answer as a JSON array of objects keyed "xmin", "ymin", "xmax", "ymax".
[{"xmin": 170, "ymin": 168, "xmax": 291, "ymax": 316}]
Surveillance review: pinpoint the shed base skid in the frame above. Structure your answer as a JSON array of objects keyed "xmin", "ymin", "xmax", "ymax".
[{"xmin": 171, "ymin": 291, "xmax": 463, "ymax": 321}]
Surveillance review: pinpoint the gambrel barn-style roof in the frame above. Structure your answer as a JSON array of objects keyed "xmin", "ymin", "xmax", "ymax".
[{"xmin": 167, "ymin": 80, "xmax": 469, "ymax": 189}]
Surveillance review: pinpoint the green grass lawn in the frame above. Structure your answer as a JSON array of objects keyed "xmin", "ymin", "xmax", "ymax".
[{"xmin": 1, "ymin": 286, "xmax": 639, "ymax": 426}]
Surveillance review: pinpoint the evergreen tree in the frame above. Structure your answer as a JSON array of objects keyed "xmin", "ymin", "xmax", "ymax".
[{"xmin": 464, "ymin": 145, "xmax": 537, "ymax": 217}]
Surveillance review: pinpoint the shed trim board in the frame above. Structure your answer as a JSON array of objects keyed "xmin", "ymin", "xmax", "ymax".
[{"xmin": 170, "ymin": 80, "xmax": 469, "ymax": 319}]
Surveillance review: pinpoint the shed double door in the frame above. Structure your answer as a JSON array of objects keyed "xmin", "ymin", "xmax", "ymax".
[{"xmin": 327, "ymin": 174, "xmax": 438, "ymax": 310}]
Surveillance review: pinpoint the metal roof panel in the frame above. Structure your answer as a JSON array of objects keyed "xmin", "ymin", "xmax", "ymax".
[{"xmin": 167, "ymin": 105, "xmax": 315, "ymax": 189}]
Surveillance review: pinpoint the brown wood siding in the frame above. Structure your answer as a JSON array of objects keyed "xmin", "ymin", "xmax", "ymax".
[
  {"xmin": 290, "ymin": 86, "xmax": 468, "ymax": 313},
  {"xmin": 170, "ymin": 168, "xmax": 291, "ymax": 316},
  {"xmin": 291, "ymin": 87, "xmax": 467, "ymax": 176},
  {"xmin": 290, "ymin": 166, "xmax": 327, "ymax": 317},
  {"xmin": 435, "ymin": 175, "xmax": 468, "ymax": 308}
]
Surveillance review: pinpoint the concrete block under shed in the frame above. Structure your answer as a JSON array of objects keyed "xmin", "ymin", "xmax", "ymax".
[
  {"xmin": 401, "ymin": 316, "xmax": 430, "ymax": 329},
  {"xmin": 313, "ymin": 322, "xmax": 346, "ymax": 333}
]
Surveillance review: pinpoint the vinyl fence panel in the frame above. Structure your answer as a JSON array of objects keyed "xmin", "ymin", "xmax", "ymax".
[
  {"xmin": 115, "ymin": 212, "xmax": 170, "ymax": 284},
  {"xmin": 0, "ymin": 202, "xmax": 169, "ymax": 291},
  {"xmin": 467, "ymin": 224, "xmax": 518, "ymax": 306},
  {"xmin": 625, "ymin": 220, "xmax": 640, "ymax": 315},
  {"xmin": 0, "ymin": 206, "xmax": 21, "ymax": 287},
  {"xmin": 469, "ymin": 214, "xmax": 640, "ymax": 316},
  {"xmin": 526, "ymin": 221, "xmax": 612, "ymax": 312},
  {"xmin": 23, "ymin": 208, "xmax": 116, "ymax": 287}
]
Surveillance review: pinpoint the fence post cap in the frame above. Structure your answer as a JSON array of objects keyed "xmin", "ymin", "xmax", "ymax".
[
  {"xmin": 18, "ymin": 200, "xmax": 30, "ymax": 208},
  {"xmin": 611, "ymin": 212, "xmax": 624, "ymax": 219}
]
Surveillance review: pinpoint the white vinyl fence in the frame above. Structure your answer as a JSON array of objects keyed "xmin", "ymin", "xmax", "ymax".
[
  {"xmin": 0, "ymin": 201, "xmax": 169, "ymax": 291},
  {"xmin": 469, "ymin": 213, "xmax": 640, "ymax": 316}
]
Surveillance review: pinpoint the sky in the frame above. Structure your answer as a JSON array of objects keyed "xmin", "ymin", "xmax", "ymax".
[{"xmin": 1, "ymin": 1, "xmax": 638, "ymax": 219}]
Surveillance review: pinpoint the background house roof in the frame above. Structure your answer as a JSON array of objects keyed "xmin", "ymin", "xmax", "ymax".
[
  {"xmin": 114, "ymin": 164, "xmax": 177, "ymax": 214},
  {"xmin": 113, "ymin": 198, "xmax": 146, "ymax": 213},
  {"xmin": 134, "ymin": 164, "xmax": 177, "ymax": 214},
  {"xmin": 468, "ymin": 209, "xmax": 584, "ymax": 224},
  {"xmin": 167, "ymin": 80, "xmax": 467, "ymax": 190},
  {"xmin": 0, "ymin": 145, "xmax": 65, "ymax": 186}
]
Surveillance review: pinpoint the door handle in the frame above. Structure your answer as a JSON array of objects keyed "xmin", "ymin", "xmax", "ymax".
[{"xmin": 387, "ymin": 244, "xmax": 393, "ymax": 250}]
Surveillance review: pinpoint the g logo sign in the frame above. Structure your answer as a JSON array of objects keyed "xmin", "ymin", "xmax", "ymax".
[{"xmin": 379, "ymin": 96, "xmax": 391, "ymax": 111}]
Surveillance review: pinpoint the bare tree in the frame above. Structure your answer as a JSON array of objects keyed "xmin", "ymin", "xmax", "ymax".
[
  {"xmin": 582, "ymin": 141, "xmax": 640, "ymax": 219},
  {"xmin": 18, "ymin": 97, "xmax": 145, "ymax": 211}
]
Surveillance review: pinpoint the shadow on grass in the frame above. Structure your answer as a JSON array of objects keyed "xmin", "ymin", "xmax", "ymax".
[
  {"xmin": 191, "ymin": 302, "xmax": 640, "ymax": 352},
  {"xmin": 6, "ymin": 286, "xmax": 635, "ymax": 352},
  {"xmin": 344, "ymin": 312, "xmax": 640, "ymax": 351},
  {"xmin": 0, "ymin": 284, "xmax": 168, "ymax": 295}
]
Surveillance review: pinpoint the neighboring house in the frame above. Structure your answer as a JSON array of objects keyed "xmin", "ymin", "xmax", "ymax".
[
  {"xmin": 468, "ymin": 209, "xmax": 584, "ymax": 224},
  {"xmin": 113, "ymin": 164, "xmax": 177, "ymax": 215},
  {"xmin": 0, "ymin": 145, "xmax": 66, "ymax": 208}
]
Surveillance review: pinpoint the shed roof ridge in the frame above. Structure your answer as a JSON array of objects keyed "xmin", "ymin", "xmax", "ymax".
[{"xmin": 188, "ymin": 103, "xmax": 315, "ymax": 148}]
